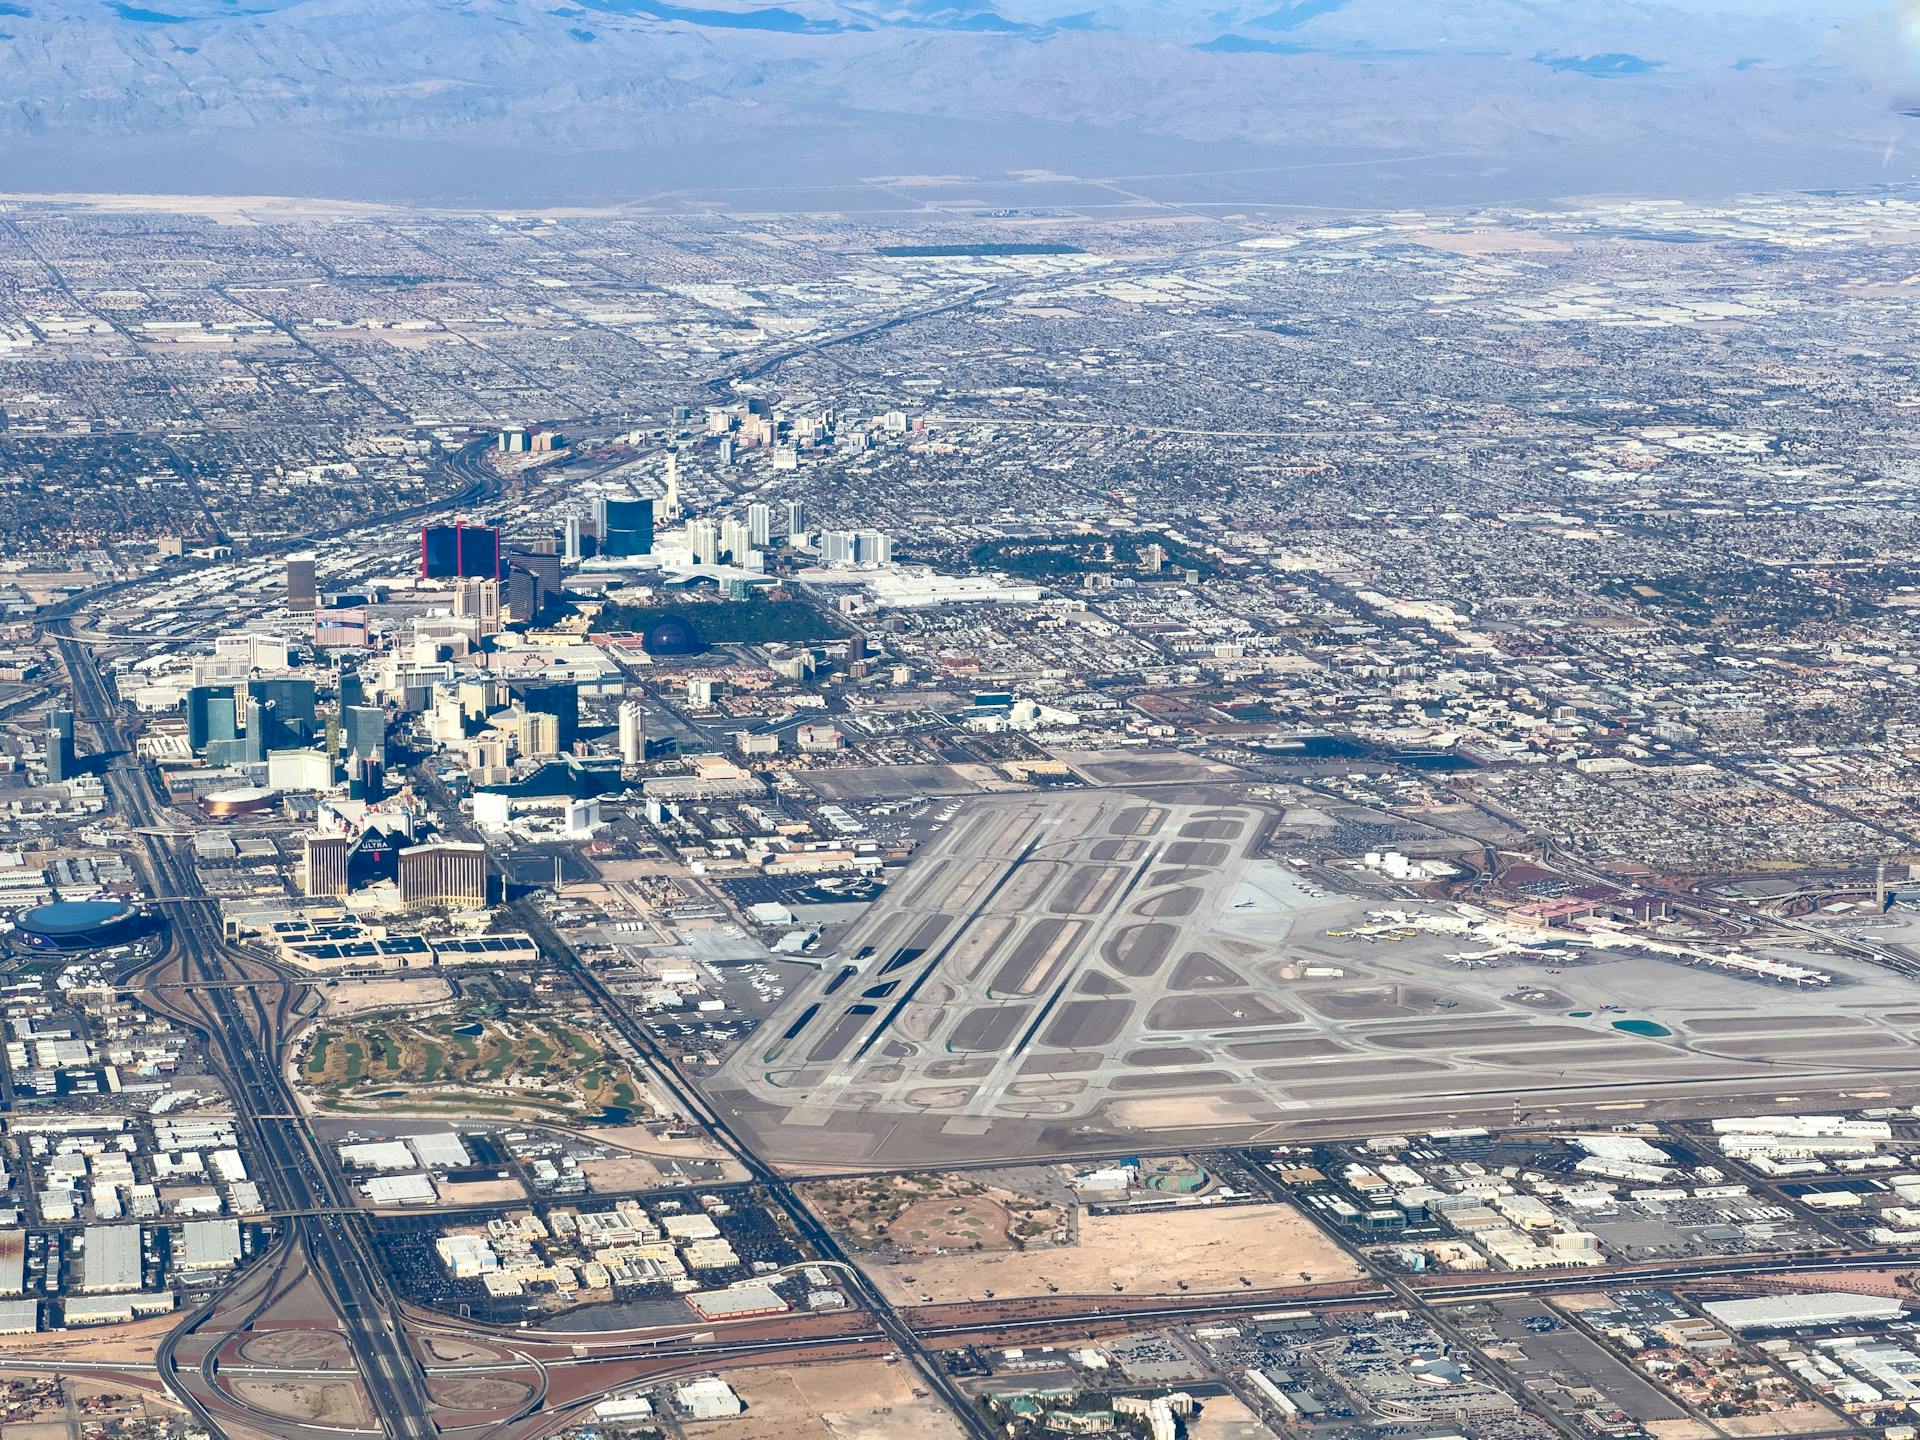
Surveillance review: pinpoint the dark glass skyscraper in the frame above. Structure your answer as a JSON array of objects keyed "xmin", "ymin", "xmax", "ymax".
[
  {"xmin": 286, "ymin": 554, "xmax": 317, "ymax": 612},
  {"xmin": 504, "ymin": 546, "xmax": 563, "ymax": 623},
  {"xmin": 186, "ymin": 686, "xmax": 239, "ymax": 755},
  {"xmin": 251, "ymin": 677, "xmax": 318, "ymax": 749},
  {"xmin": 46, "ymin": 708, "xmax": 73, "ymax": 783},
  {"xmin": 600, "ymin": 498, "xmax": 654, "ymax": 558},
  {"xmin": 185, "ymin": 679, "xmax": 316, "ymax": 760},
  {"xmin": 421, "ymin": 522, "xmax": 502, "ymax": 580}
]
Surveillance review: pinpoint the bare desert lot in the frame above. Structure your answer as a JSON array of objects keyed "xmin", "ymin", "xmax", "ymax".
[
  {"xmin": 320, "ymin": 975, "xmax": 452, "ymax": 1016},
  {"xmin": 864, "ymin": 1201, "xmax": 1362, "ymax": 1305},
  {"xmin": 684, "ymin": 1360, "xmax": 966, "ymax": 1440},
  {"xmin": 229, "ymin": 1378, "xmax": 368, "ymax": 1428},
  {"xmin": 1190, "ymin": 1393, "xmax": 1281, "ymax": 1439},
  {"xmin": 800, "ymin": 1171, "xmax": 1068, "ymax": 1256}
]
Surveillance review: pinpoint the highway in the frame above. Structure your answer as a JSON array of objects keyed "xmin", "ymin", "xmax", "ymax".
[
  {"xmin": 54, "ymin": 626, "xmax": 442, "ymax": 1440},
  {"xmin": 507, "ymin": 893, "xmax": 1002, "ymax": 1440},
  {"xmin": 401, "ymin": 757, "xmax": 1001, "ymax": 1439},
  {"xmin": 46, "ymin": 599, "xmax": 1920, "ymax": 1440},
  {"xmin": 15, "ymin": 1242, "xmax": 1920, "ymax": 1376}
]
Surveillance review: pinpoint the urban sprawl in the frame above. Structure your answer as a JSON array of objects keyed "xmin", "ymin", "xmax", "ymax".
[{"xmin": 0, "ymin": 190, "xmax": 1917, "ymax": 1440}]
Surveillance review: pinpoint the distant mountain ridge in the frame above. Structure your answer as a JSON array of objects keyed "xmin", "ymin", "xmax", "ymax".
[{"xmin": 0, "ymin": 0, "xmax": 1906, "ymax": 204}]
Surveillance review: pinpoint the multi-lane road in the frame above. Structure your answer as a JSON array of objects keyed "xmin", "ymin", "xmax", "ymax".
[
  {"xmin": 506, "ymin": 898, "xmax": 1002, "ymax": 1440},
  {"xmin": 45, "ymin": 622, "xmax": 1920, "ymax": 1440},
  {"xmin": 55, "ymin": 625, "xmax": 440, "ymax": 1440}
]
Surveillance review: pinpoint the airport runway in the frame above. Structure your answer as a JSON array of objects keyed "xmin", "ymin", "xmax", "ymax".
[{"xmin": 710, "ymin": 787, "xmax": 1920, "ymax": 1168}]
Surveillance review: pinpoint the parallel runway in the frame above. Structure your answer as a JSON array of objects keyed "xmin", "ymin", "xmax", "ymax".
[
  {"xmin": 711, "ymin": 788, "xmax": 1920, "ymax": 1168},
  {"xmin": 717, "ymin": 789, "xmax": 1324, "ymax": 1162}
]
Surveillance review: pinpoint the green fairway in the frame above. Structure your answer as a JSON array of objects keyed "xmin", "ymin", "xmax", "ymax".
[{"xmin": 299, "ymin": 1010, "xmax": 651, "ymax": 1123}]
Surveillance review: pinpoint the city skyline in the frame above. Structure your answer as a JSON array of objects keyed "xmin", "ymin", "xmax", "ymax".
[{"xmin": 4, "ymin": 12, "xmax": 1920, "ymax": 1440}]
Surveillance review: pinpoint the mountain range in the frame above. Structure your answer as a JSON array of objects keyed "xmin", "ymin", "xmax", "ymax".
[{"xmin": 0, "ymin": 0, "xmax": 1912, "ymax": 206}]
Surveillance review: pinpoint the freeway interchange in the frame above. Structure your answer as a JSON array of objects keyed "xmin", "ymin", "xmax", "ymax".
[
  {"xmin": 38, "ymin": 625, "xmax": 1920, "ymax": 1440},
  {"xmin": 56, "ymin": 625, "xmax": 438, "ymax": 1440}
]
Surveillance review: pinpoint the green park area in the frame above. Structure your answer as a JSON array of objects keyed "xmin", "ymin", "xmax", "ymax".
[
  {"xmin": 299, "ymin": 1009, "xmax": 647, "ymax": 1123},
  {"xmin": 591, "ymin": 595, "xmax": 843, "ymax": 646}
]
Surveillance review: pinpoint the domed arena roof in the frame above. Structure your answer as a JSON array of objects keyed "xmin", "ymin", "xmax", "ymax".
[
  {"xmin": 13, "ymin": 899, "xmax": 153, "ymax": 952},
  {"xmin": 642, "ymin": 614, "xmax": 705, "ymax": 656}
]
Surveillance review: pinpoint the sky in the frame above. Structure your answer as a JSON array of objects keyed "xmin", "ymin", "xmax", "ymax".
[{"xmin": 1654, "ymin": 0, "xmax": 1879, "ymax": 10}]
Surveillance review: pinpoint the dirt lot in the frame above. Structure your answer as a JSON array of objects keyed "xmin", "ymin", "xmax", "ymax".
[
  {"xmin": 229, "ymin": 1380, "xmax": 367, "ymax": 1427},
  {"xmin": 0, "ymin": 1312, "xmax": 178, "ymax": 1363},
  {"xmin": 421, "ymin": 1336, "xmax": 506, "ymax": 1364},
  {"xmin": 580, "ymin": 1147, "xmax": 752, "ymax": 1189},
  {"xmin": 803, "ymin": 1173, "xmax": 1066, "ymax": 1256},
  {"xmin": 239, "ymin": 1331, "xmax": 352, "ymax": 1368},
  {"xmin": 591, "ymin": 1125, "xmax": 753, "ymax": 1180},
  {"xmin": 1190, "ymin": 1393, "xmax": 1279, "ymax": 1439},
  {"xmin": 683, "ymin": 1361, "xmax": 966, "ymax": 1440},
  {"xmin": 890, "ymin": 1196, "xmax": 1009, "ymax": 1251},
  {"xmin": 434, "ymin": 1176, "xmax": 527, "ymax": 1205},
  {"xmin": 321, "ymin": 976, "xmax": 452, "ymax": 1016},
  {"xmin": 581, "ymin": 1154, "xmax": 669, "ymax": 1191},
  {"xmin": 1716, "ymin": 1409, "xmax": 1851, "ymax": 1438},
  {"xmin": 1643, "ymin": 1424, "xmax": 1718, "ymax": 1440},
  {"xmin": 865, "ymin": 1201, "xmax": 1361, "ymax": 1304}
]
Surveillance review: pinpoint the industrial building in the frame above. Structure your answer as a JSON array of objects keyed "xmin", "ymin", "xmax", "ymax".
[
  {"xmin": 675, "ymin": 1378, "xmax": 744, "ymax": 1420},
  {"xmin": 686, "ymin": 1281, "xmax": 789, "ymax": 1320},
  {"xmin": 62, "ymin": 1293, "xmax": 174, "ymax": 1326},
  {"xmin": 178, "ymin": 1220, "xmax": 243, "ymax": 1273},
  {"xmin": 0, "ymin": 1230, "xmax": 22, "ymax": 1295},
  {"xmin": 1704, "ymin": 1293, "xmax": 1906, "ymax": 1332},
  {"xmin": 80, "ymin": 1224, "xmax": 142, "ymax": 1293}
]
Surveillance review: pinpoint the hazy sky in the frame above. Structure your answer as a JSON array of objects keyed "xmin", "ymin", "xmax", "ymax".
[{"xmin": 1672, "ymin": 0, "xmax": 1881, "ymax": 12}]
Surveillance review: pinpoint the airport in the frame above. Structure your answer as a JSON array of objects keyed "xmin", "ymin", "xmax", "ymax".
[
  {"xmin": 713, "ymin": 788, "xmax": 1920, "ymax": 1168},
  {"xmin": 7, "ymin": 108, "xmax": 1920, "ymax": 1440}
]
